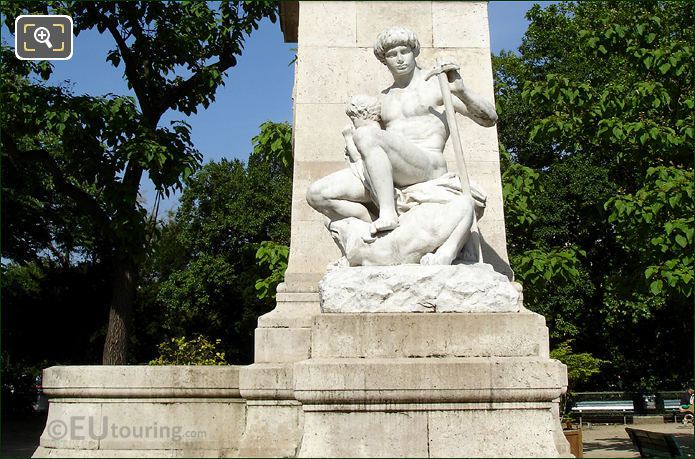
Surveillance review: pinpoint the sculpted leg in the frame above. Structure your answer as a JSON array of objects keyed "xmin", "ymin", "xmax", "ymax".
[
  {"xmin": 354, "ymin": 126, "xmax": 449, "ymax": 235},
  {"xmin": 352, "ymin": 127, "xmax": 399, "ymax": 234},
  {"xmin": 420, "ymin": 195, "xmax": 475, "ymax": 265},
  {"xmin": 374, "ymin": 130, "xmax": 449, "ymax": 187},
  {"xmin": 306, "ymin": 169, "xmax": 373, "ymax": 222}
]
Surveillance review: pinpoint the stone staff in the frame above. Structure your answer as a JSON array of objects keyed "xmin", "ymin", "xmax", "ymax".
[{"xmin": 426, "ymin": 62, "xmax": 483, "ymax": 262}]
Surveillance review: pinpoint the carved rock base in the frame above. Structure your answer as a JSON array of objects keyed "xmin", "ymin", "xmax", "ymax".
[{"xmin": 320, "ymin": 263, "xmax": 522, "ymax": 313}]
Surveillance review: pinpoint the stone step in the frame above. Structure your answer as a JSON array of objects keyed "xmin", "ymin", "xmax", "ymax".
[
  {"xmin": 42, "ymin": 365, "xmax": 243, "ymax": 398},
  {"xmin": 257, "ymin": 298, "xmax": 320, "ymax": 328},
  {"xmin": 294, "ymin": 356, "xmax": 567, "ymax": 404},
  {"xmin": 311, "ymin": 312, "xmax": 549, "ymax": 358},
  {"xmin": 37, "ymin": 366, "xmax": 246, "ymax": 455},
  {"xmin": 239, "ymin": 363, "xmax": 294, "ymax": 400}
]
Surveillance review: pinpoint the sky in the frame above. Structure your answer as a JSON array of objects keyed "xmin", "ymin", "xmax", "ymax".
[{"xmin": 2, "ymin": 1, "xmax": 554, "ymax": 213}]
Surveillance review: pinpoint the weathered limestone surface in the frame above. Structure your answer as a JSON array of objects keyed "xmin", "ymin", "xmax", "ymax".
[
  {"xmin": 298, "ymin": 404, "xmax": 564, "ymax": 458},
  {"xmin": 294, "ymin": 312, "xmax": 570, "ymax": 457},
  {"xmin": 237, "ymin": 288, "xmax": 318, "ymax": 457},
  {"xmin": 33, "ymin": 366, "xmax": 246, "ymax": 458},
  {"xmin": 294, "ymin": 357, "xmax": 567, "ymax": 403},
  {"xmin": 320, "ymin": 263, "xmax": 522, "ymax": 313},
  {"xmin": 237, "ymin": 400, "xmax": 303, "ymax": 457},
  {"xmin": 310, "ymin": 312, "xmax": 549, "ymax": 358}
]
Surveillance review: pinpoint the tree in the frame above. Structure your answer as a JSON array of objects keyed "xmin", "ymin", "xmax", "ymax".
[
  {"xmin": 494, "ymin": 1, "xmax": 693, "ymax": 390},
  {"xmin": 134, "ymin": 121, "xmax": 292, "ymax": 363},
  {"xmin": 252, "ymin": 121, "xmax": 293, "ymax": 300},
  {"xmin": 1, "ymin": 1, "xmax": 277, "ymax": 363}
]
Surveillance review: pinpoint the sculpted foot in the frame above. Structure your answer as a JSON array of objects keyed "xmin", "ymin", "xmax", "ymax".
[
  {"xmin": 420, "ymin": 251, "xmax": 456, "ymax": 266},
  {"xmin": 369, "ymin": 215, "xmax": 399, "ymax": 235},
  {"xmin": 361, "ymin": 234, "xmax": 377, "ymax": 243}
]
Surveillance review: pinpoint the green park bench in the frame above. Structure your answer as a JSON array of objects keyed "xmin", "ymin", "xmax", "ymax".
[
  {"xmin": 663, "ymin": 399, "xmax": 681, "ymax": 423},
  {"xmin": 571, "ymin": 400, "xmax": 634, "ymax": 428},
  {"xmin": 625, "ymin": 427, "xmax": 684, "ymax": 458},
  {"xmin": 664, "ymin": 399, "xmax": 694, "ymax": 424}
]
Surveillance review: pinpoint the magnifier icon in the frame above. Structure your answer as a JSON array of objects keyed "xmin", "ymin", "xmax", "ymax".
[{"xmin": 33, "ymin": 27, "xmax": 53, "ymax": 48}]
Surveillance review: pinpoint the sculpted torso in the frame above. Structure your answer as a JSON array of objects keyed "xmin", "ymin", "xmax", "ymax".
[{"xmin": 380, "ymin": 74, "xmax": 448, "ymax": 156}]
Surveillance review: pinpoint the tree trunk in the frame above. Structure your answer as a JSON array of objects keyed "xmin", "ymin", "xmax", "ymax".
[{"xmin": 102, "ymin": 258, "xmax": 137, "ymax": 364}]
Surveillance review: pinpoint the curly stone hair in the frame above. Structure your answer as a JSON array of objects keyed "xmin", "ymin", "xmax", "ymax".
[
  {"xmin": 373, "ymin": 26, "xmax": 421, "ymax": 64},
  {"xmin": 345, "ymin": 95, "xmax": 382, "ymax": 121}
]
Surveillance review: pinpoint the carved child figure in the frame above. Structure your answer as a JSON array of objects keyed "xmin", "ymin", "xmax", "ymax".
[{"xmin": 341, "ymin": 95, "xmax": 384, "ymax": 210}]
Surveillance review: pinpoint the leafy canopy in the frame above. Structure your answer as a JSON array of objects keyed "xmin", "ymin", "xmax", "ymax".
[
  {"xmin": 135, "ymin": 122, "xmax": 292, "ymax": 364},
  {"xmin": 495, "ymin": 1, "xmax": 693, "ymax": 390},
  {"xmin": 1, "ymin": 0, "xmax": 278, "ymax": 364}
]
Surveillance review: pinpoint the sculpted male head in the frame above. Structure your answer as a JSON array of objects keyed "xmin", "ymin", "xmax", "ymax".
[{"xmin": 373, "ymin": 26, "xmax": 420, "ymax": 65}]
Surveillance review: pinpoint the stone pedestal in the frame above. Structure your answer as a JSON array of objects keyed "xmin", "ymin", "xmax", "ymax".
[
  {"xmin": 293, "ymin": 312, "xmax": 571, "ymax": 457},
  {"xmin": 237, "ymin": 287, "xmax": 319, "ymax": 457},
  {"xmin": 33, "ymin": 366, "xmax": 246, "ymax": 458}
]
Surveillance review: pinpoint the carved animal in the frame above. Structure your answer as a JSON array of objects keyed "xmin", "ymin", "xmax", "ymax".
[{"xmin": 329, "ymin": 193, "xmax": 477, "ymax": 266}]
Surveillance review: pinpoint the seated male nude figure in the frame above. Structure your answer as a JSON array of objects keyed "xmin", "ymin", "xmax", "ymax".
[{"xmin": 306, "ymin": 26, "xmax": 498, "ymax": 236}]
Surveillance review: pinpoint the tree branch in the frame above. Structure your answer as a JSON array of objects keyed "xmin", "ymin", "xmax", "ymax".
[
  {"xmin": 88, "ymin": 4, "xmax": 154, "ymax": 123},
  {"xmin": 157, "ymin": 53, "xmax": 236, "ymax": 118},
  {"xmin": 90, "ymin": 5, "xmax": 151, "ymax": 200},
  {"xmin": 1, "ymin": 131, "xmax": 114, "ymax": 240},
  {"xmin": 46, "ymin": 240, "xmax": 71, "ymax": 269}
]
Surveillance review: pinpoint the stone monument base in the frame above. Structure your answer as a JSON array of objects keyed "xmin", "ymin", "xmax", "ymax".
[
  {"xmin": 293, "ymin": 312, "xmax": 571, "ymax": 457},
  {"xmin": 33, "ymin": 366, "xmax": 245, "ymax": 458},
  {"xmin": 237, "ymin": 288, "xmax": 319, "ymax": 457},
  {"xmin": 298, "ymin": 401, "xmax": 565, "ymax": 457}
]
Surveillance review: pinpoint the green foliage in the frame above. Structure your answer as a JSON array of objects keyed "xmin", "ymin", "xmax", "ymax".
[
  {"xmin": 513, "ymin": 246, "xmax": 585, "ymax": 287},
  {"xmin": 606, "ymin": 166, "xmax": 694, "ymax": 298},
  {"xmin": 255, "ymin": 241, "xmax": 289, "ymax": 299},
  {"xmin": 550, "ymin": 340, "xmax": 607, "ymax": 388},
  {"xmin": 1, "ymin": 352, "xmax": 48, "ymax": 415},
  {"xmin": 149, "ymin": 335, "xmax": 227, "ymax": 366},
  {"xmin": 1, "ymin": 1, "xmax": 277, "ymax": 363},
  {"xmin": 252, "ymin": 121, "xmax": 293, "ymax": 173},
  {"xmin": 495, "ymin": 1, "xmax": 693, "ymax": 390},
  {"xmin": 2, "ymin": 1, "xmax": 278, "ymax": 120},
  {"xmin": 250, "ymin": 121, "xmax": 292, "ymax": 300},
  {"xmin": 500, "ymin": 147, "xmax": 542, "ymax": 242},
  {"xmin": 1, "ymin": 260, "xmax": 110, "ymax": 384},
  {"xmin": 134, "ymin": 122, "xmax": 292, "ymax": 364}
]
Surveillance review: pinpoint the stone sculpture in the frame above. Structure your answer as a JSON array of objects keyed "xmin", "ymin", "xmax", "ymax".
[{"xmin": 306, "ymin": 26, "xmax": 498, "ymax": 266}]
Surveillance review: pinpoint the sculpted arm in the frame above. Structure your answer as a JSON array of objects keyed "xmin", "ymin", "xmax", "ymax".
[
  {"xmin": 342, "ymin": 125, "xmax": 360, "ymax": 162},
  {"xmin": 449, "ymin": 76, "xmax": 498, "ymax": 127},
  {"xmin": 433, "ymin": 60, "xmax": 497, "ymax": 127}
]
